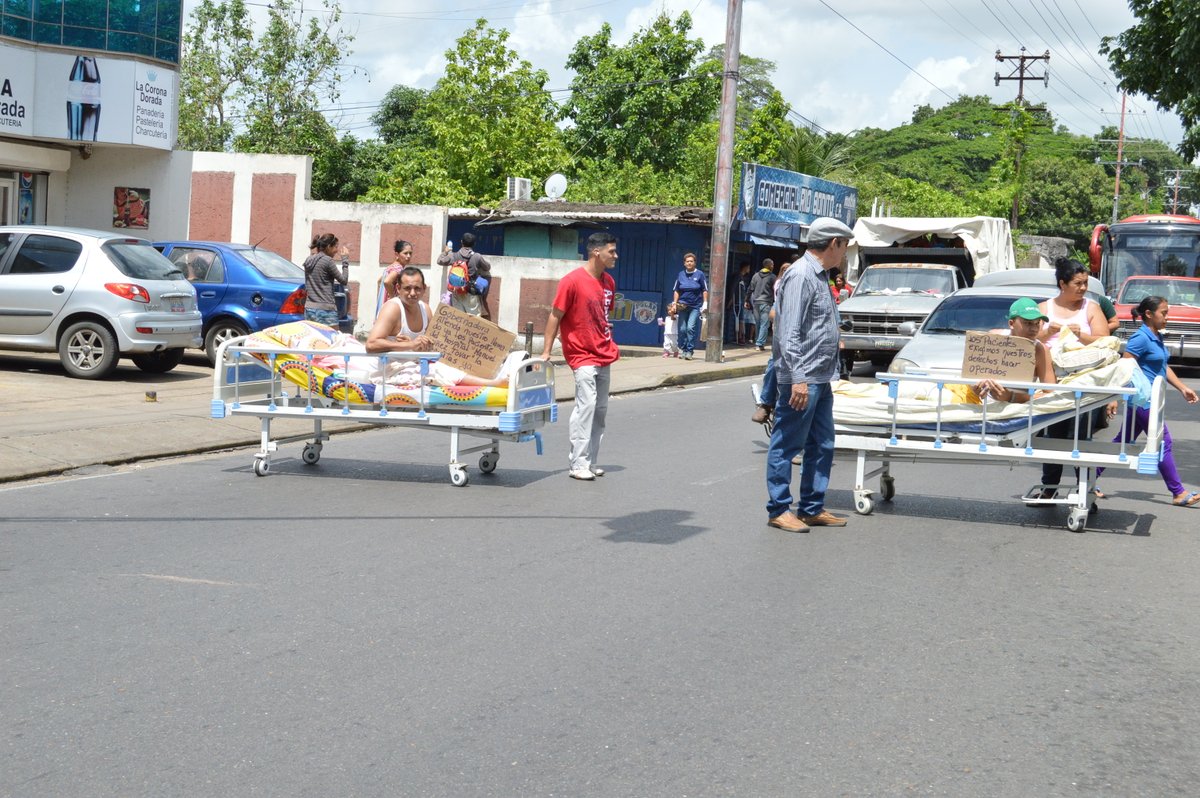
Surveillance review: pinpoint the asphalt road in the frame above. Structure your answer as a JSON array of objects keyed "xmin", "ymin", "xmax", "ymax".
[{"xmin": 4, "ymin": 375, "xmax": 1200, "ymax": 797}]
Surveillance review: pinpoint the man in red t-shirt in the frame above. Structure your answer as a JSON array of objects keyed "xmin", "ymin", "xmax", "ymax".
[{"xmin": 540, "ymin": 231, "xmax": 620, "ymax": 481}]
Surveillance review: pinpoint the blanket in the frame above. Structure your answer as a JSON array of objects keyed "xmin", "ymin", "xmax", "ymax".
[
  {"xmin": 240, "ymin": 321, "xmax": 512, "ymax": 407},
  {"xmin": 833, "ymin": 359, "xmax": 1135, "ymax": 428}
]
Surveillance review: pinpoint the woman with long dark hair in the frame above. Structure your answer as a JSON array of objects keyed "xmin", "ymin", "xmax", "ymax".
[
  {"xmin": 303, "ymin": 233, "xmax": 349, "ymax": 326},
  {"xmin": 1099, "ymin": 295, "xmax": 1200, "ymax": 505}
]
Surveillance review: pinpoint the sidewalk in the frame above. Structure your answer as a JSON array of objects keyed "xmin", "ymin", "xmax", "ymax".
[{"xmin": 0, "ymin": 344, "xmax": 769, "ymax": 484}]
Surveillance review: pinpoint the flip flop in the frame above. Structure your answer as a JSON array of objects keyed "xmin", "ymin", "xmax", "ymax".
[
  {"xmin": 1092, "ymin": 489, "xmax": 1106, "ymax": 500},
  {"xmin": 1172, "ymin": 491, "xmax": 1200, "ymax": 507}
]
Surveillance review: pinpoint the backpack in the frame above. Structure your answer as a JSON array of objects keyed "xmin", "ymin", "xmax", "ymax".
[{"xmin": 447, "ymin": 259, "xmax": 472, "ymax": 295}]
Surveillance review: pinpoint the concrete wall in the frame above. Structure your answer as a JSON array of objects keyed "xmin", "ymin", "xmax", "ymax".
[
  {"xmin": 188, "ymin": 151, "xmax": 449, "ymax": 332},
  {"xmin": 64, "ymin": 147, "xmax": 194, "ymax": 241},
  {"xmin": 1018, "ymin": 234, "xmax": 1073, "ymax": 270}
]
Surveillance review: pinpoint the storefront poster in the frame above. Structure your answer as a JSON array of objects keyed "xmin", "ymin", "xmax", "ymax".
[
  {"xmin": 18, "ymin": 172, "xmax": 33, "ymax": 224},
  {"xmin": 609, "ymin": 289, "xmax": 663, "ymax": 347},
  {"xmin": 113, "ymin": 186, "xmax": 150, "ymax": 229}
]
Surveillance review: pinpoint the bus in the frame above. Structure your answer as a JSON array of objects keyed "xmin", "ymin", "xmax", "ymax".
[{"xmin": 1089, "ymin": 214, "xmax": 1200, "ymax": 296}]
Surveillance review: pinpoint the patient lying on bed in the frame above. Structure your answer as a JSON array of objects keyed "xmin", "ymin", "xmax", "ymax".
[{"xmin": 948, "ymin": 297, "xmax": 1057, "ymax": 405}]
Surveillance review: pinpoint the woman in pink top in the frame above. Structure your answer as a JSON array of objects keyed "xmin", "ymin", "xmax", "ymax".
[
  {"xmin": 1036, "ymin": 260, "xmax": 1108, "ymax": 349},
  {"xmin": 1034, "ymin": 259, "xmax": 1112, "ymax": 503}
]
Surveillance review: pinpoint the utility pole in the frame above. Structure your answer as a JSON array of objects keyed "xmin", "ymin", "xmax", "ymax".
[
  {"xmin": 704, "ymin": 0, "xmax": 742, "ymax": 363},
  {"xmin": 994, "ymin": 48, "xmax": 1049, "ymax": 229},
  {"xmin": 1163, "ymin": 168, "xmax": 1195, "ymax": 214}
]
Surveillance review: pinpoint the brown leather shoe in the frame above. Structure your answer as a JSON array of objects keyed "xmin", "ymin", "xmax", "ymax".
[
  {"xmin": 767, "ymin": 511, "xmax": 809, "ymax": 532},
  {"xmin": 799, "ymin": 510, "xmax": 848, "ymax": 527},
  {"xmin": 751, "ymin": 404, "xmax": 772, "ymax": 425}
]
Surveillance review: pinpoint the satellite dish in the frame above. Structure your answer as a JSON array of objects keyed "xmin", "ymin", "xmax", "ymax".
[{"xmin": 544, "ymin": 173, "xmax": 568, "ymax": 200}]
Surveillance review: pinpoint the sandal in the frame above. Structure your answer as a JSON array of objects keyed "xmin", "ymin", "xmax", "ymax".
[
  {"xmin": 1092, "ymin": 489, "xmax": 1106, "ymax": 500},
  {"xmin": 1172, "ymin": 491, "xmax": 1200, "ymax": 507}
]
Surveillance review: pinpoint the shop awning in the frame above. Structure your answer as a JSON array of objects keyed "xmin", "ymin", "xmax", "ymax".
[
  {"xmin": 475, "ymin": 215, "xmax": 606, "ymax": 229},
  {"xmin": 747, "ymin": 233, "xmax": 800, "ymax": 249}
]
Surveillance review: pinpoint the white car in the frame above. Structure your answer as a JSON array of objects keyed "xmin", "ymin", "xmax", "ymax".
[{"xmin": 0, "ymin": 226, "xmax": 202, "ymax": 378}]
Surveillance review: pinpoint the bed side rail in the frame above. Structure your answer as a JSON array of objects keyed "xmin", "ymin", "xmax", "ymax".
[{"xmin": 870, "ymin": 370, "xmax": 1139, "ymax": 457}]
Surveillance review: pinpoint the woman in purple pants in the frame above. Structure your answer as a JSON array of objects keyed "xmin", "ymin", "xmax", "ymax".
[{"xmin": 1100, "ymin": 295, "xmax": 1200, "ymax": 506}]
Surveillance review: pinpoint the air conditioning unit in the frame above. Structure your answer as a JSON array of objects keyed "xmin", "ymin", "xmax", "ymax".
[{"xmin": 506, "ymin": 177, "xmax": 532, "ymax": 201}]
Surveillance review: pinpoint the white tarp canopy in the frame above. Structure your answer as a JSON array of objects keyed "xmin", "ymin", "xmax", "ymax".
[{"xmin": 847, "ymin": 216, "xmax": 1016, "ymax": 279}]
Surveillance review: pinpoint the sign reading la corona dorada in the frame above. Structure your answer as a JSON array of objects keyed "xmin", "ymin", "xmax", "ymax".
[
  {"xmin": 738, "ymin": 163, "xmax": 857, "ymax": 228},
  {"xmin": 1, "ymin": 43, "xmax": 176, "ymax": 150}
]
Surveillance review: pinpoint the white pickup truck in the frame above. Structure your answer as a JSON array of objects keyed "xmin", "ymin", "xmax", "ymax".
[{"xmin": 838, "ymin": 262, "xmax": 968, "ymax": 369}]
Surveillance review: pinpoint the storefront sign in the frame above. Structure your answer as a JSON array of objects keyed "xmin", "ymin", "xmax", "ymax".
[
  {"xmin": 738, "ymin": 163, "xmax": 857, "ymax": 228},
  {"xmin": 0, "ymin": 47, "xmax": 34, "ymax": 136},
  {"xmin": 0, "ymin": 43, "xmax": 176, "ymax": 150}
]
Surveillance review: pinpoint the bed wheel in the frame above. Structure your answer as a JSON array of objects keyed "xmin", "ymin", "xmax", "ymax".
[
  {"xmin": 253, "ymin": 457, "xmax": 270, "ymax": 477},
  {"xmin": 854, "ymin": 492, "xmax": 874, "ymax": 515},
  {"xmin": 449, "ymin": 466, "xmax": 469, "ymax": 487},
  {"xmin": 301, "ymin": 444, "xmax": 322, "ymax": 465},
  {"xmin": 1066, "ymin": 510, "xmax": 1087, "ymax": 533},
  {"xmin": 478, "ymin": 452, "xmax": 498, "ymax": 474},
  {"xmin": 880, "ymin": 476, "xmax": 895, "ymax": 502}
]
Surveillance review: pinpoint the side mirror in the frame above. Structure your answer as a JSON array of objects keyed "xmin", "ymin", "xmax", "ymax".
[{"xmin": 897, "ymin": 321, "xmax": 918, "ymax": 336}]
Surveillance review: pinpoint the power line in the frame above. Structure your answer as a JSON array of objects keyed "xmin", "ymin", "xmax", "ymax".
[{"xmin": 815, "ymin": 0, "xmax": 955, "ymax": 103}]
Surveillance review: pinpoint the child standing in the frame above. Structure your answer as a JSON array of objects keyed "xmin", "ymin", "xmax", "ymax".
[{"xmin": 659, "ymin": 302, "xmax": 680, "ymax": 357}]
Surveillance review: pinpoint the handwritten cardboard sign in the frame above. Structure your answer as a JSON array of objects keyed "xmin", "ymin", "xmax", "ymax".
[
  {"xmin": 425, "ymin": 304, "xmax": 516, "ymax": 379},
  {"xmin": 962, "ymin": 332, "xmax": 1036, "ymax": 382}
]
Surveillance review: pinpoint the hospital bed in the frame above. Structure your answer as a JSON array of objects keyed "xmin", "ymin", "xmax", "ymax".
[
  {"xmin": 834, "ymin": 366, "xmax": 1166, "ymax": 532},
  {"xmin": 209, "ymin": 323, "xmax": 556, "ymax": 486}
]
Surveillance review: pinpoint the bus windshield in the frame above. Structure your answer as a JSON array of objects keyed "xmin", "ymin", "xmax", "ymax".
[{"xmin": 1105, "ymin": 231, "xmax": 1200, "ymax": 295}]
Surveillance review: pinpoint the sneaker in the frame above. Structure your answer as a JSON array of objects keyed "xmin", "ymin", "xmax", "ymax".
[
  {"xmin": 590, "ymin": 467, "xmax": 605, "ymax": 477},
  {"xmin": 568, "ymin": 468, "xmax": 595, "ymax": 481},
  {"xmin": 662, "ymin": 352, "xmax": 670, "ymax": 358},
  {"xmin": 751, "ymin": 404, "xmax": 771, "ymax": 424},
  {"xmin": 756, "ymin": 345, "xmax": 765, "ymax": 351}
]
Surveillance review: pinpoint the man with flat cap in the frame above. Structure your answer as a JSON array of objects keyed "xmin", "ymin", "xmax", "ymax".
[{"xmin": 765, "ymin": 216, "xmax": 855, "ymax": 533}]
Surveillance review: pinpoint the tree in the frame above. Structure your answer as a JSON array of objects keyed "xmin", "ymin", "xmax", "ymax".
[
  {"xmin": 561, "ymin": 12, "xmax": 719, "ymax": 171},
  {"xmin": 365, "ymin": 19, "xmax": 568, "ymax": 205},
  {"xmin": 232, "ymin": 0, "xmax": 353, "ymax": 155},
  {"xmin": 775, "ymin": 126, "xmax": 854, "ymax": 179},
  {"xmin": 1019, "ymin": 156, "xmax": 1114, "ymax": 240},
  {"xmin": 177, "ymin": 0, "xmax": 254, "ymax": 151},
  {"xmin": 177, "ymin": 0, "xmax": 355, "ymax": 199},
  {"xmin": 701, "ymin": 46, "xmax": 781, "ymax": 131},
  {"xmin": 1102, "ymin": 1, "xmax": 1200, "ymax": 159},
  {"xmin": 370, "ymin": 85, "xmax": 432, "ymax": 147}
]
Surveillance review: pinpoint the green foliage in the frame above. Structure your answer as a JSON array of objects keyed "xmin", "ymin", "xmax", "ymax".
[
  {"xmin": 311, "ymin": 136, "xmax": 398, "ymax": 203},
  {"xmin": 702, "ymin": 46, "xmax": 781, "ymax": 132},
  {"xmin": 1103, "ymin": 0, "xmax": 1200, "ymax": 159},
  {"xmin": 178, "ymin": 0, "xmax": 356, "ymax": 199},
  {"xmin": 561, "ymin": 12, "xmax": 720, "ymax": 171},
  {"xmin": 1018, "ymin": 156, "xmax": 1114, "ymax": 239},
  {"xmin": 232, "ymin": 0, "xmax": 351, "ymax": 155},
  {"xmin": 370, "ymin": 85, "xmax": 433, "ymax": 147},
  {"xmin": 177, "ymin": 0, "xmax": 254, "ymax": 151},
  {"xmin": 774, "ymin": 126, "xmax": 854, "ymax": 179},
  {"xmin": 368, "ymin": 20, "xmax": 568, "ymax": 205}
]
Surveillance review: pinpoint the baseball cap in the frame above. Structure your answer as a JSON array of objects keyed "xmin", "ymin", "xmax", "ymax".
[
  {"xmin": 1008, "ymin": 297, "xmax": 1048, "ymax": 321},
  {"xmin": 806, "ymin": 217, "xmax": 855, "ymax": 243}
]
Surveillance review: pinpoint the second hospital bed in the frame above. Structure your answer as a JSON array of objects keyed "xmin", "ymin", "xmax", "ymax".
[{"xmin": 832, "ymin": 360, "xmax": 1167, "ymax": 532}]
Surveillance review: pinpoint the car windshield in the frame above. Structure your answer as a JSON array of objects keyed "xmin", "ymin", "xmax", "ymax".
[
  {"xmin": 855, "ymin": 267, "xmax": 955, "ymax": 296},
  {"xmin": 239, "ymin": 247, "xmax": 304, "ymax": 280},
  {"xmin": 105, "ymin": 241, "xmax": 184, "ymax": 279},
  {"xmin": 920, "ymin": 295, "xmax": 1017, "ymax": 334},
  {"xmin": 1118, "ymin": 278, "xmax": 1200, "ymax": 308}
]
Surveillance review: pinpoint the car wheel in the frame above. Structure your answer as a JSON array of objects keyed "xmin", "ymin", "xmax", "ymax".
[
  {"xmin": 131, "ymin": 349, "xmax": 186, "ymax": 374},
  {"xmin": 205, "ymin": 320, "xmax": 250, "ymax": 365},
  {"xmin": 58, "ymin": 321, "xmax": 120, "ymax": 379}
]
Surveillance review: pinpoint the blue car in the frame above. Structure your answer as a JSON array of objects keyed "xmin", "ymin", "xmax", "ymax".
[{"xmin": 154, "ymin": 241, "xmax": 353, "ymax": 363}]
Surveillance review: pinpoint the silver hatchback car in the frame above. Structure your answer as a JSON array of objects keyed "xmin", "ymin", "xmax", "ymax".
[{"xmin": 0, "ymin": 226, "xmax": 202, "ymax": 379}]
